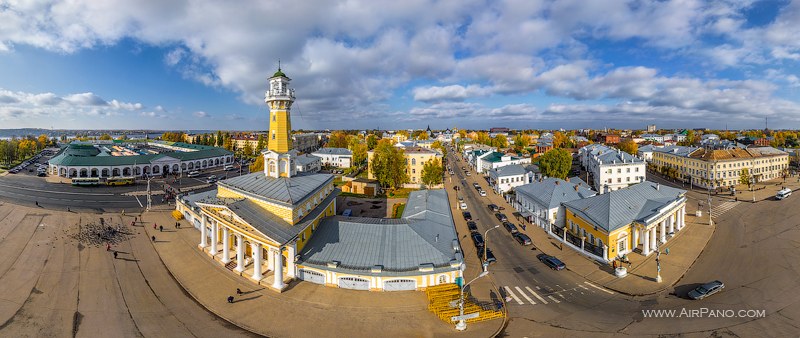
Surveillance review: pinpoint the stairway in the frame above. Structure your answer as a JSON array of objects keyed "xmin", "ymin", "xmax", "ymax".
[{"xmin": 225, "ymin": 258, "xmax": 237, "ymax": 271}]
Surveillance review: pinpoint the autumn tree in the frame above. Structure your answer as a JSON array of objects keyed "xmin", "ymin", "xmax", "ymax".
[
  {"xmin": 552, "ymin": 131, "xmax": 568, "ymax": 148},
  {"xmin": 242, "ymin": 142, "xmax": 254, "ymax": 157},
  {"xmin": 421, "ymin": 158, "xmax": 444, "ymax": 187},
  {"xmin": 256, "ymin": 134, "xmax": 267, "ymax": 152},
  {"xmin": 216, "ymin": 131, "xmax": 224, "ymax": 147},
  {"xmin": 99, "ymin": 134, "xmax": 113, "ymax": 140},
  {"xmin": 476, "ymin": 132, "xmax": 491, "ymax": 145},
  {"xmin": 739, "ymin": 168, "xmax": 752, "ymax": 190},
  {"xmin": 249, "ymin": 155, "xmax": 264, "ymax": 172},
  {"xmin": 513, "ymin": 134, "xmax": 529, "ymax": 152},
  {"xmin": 539, "ymin": 148, "xmax": 572, "ymax": 180},
  {"xmin": 327, "ymin": 132, "xmax": 349, "ymax": 148},
  {"xmin": 366, "ymin": 134, "xmax": 378, "ymax": 150},
  {"xmin": 370, "ymin": 142, "xmax": 408, "ymax": 189},
  {"xmin": 617, "ymin": 139, "xmax": 638, "ymax": 155},
  {"xmin": 491, "ymin": 135, "xmax": 508, "ymax": 148},
  {"xmin": 352, "ymin": 143, "xmax": 368, "ymax": 165},
  {"xmin": 431, "ymin": 140, "xmax": 448, "ymax": 158}
]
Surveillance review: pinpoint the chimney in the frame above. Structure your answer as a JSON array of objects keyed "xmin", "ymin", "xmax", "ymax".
[
  {"xmin": 555, "ymin": 180, "xmax": 560, "ymax": 185},
  {"xmin": 574, "ymin": 185, "xmax": 579, "ymax": 191},
  {"xmin": 656, "ymin": 183, "xmax": 660, "ymax": 191}
]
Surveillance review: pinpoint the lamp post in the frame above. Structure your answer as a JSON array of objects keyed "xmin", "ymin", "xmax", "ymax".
[
  {"xmin": 655, "ymin": 247, "xmax": 662, "ymax": 283},
  {"xmin": 483, "ymin": 225, "xmax": 501, "ymax": 269},
  {"xmin": 455, "ymin": 270, "xmax": 489, "ymax": 331}
]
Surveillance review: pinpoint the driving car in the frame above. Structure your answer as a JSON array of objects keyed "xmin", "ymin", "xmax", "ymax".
[
  {"xmin": 502, "ymin": 221, "xmax": 518, "ymax": 234},
  {"xmin": 206, "ymin": 175, "xmax": 218, "ymax": 183},
  {"xmin": 514, "ymin": 233, "xmax": 532, "ymax": 246},
  {"xmin": 466, "ymin": 221, "xmax": 478, "ymax": 233},
  {"xmin": 495, "ymin": 213, "xmax": 508, "ymax": 222},
  {"xmin": 460, "ymin": 202, "xmax": 468, "ymax": 210},
  {"xmin": 488, "ymin": 204, "xmax": 499, "ymax": 212},
  {"xmin": 462, "ymin": 211, "xmax": 472, "ymax": 221},
  {"xmin": 537, "ymin": 254, "xmax": 566, "ymax": 270},
  {"xmin": 479, "ymin": 190, "xmax": 487, "ymax": 197},
  {"xmin": 688, "ymin": 280, "xmax": 725, "ymax": 300},
  {"xmin": 478, "ymin": 248, "xmax": 496, "ymax": 264}
]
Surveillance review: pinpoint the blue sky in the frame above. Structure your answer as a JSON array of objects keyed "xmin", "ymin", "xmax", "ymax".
[{"xmin": 1, "ymin": 0, "xmax": 800, "ymax": 131}]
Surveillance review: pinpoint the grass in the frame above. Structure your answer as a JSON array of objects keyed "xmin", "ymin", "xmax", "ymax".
[
  {"xmin": 383, "ymin": 188, "xmax": 414, "ymax": 199},
  {"xmin": 338, "ymin": 191, "xmax": 368, "ymax": 198},
  {"xmin": 392, "ymin": 203, "xmax": 406, "ymax": 218},
  {"xmin": 333, "ymin": 178, "xmax": 348, "ymax": 187}
]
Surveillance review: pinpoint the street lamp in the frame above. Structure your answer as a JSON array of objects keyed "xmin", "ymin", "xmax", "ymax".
[
  {"xmin": 455, "ymin": 270, "xmax": 489, "ymax": 331},
  {"xmin": 483, "ymin": 225, "xmax": 501, "ymax": 269}
]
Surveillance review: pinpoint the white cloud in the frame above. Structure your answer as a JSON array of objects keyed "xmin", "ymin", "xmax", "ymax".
[
  {"xmin": 193, "ymin": 111, "xmax": 209, "ymax": 118},
  {"xmin": 412, "ymin": 85, "xmax": 491, "ymax": 102},
  {"xmin": 0, "ymin": 88, "xmax": 151, "ymax": 121}
]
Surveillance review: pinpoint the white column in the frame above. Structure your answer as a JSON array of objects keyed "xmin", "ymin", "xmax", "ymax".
[
  {"xmin": 272, "ymin": 249, "xmax": 285, "ymax": 290},
  {"xmin": 650, "ymin": 227, "xmax": 657, "ymax": 251},
  {"xmin": 221, "ymin": 227, "xmax": 231, "ymax": 264},
  {"xmin": 602, "ymin": 244, "xmax": 608, "ymax": 261},
  {"xmin": 210, "ymin": 221, "xmax": 218, "ymax": 256},
  {"xmin": 287, "ymin": 242, "xmax": 297, "ymax": 279},
  {"xmin": 680, "ymin": 206, "xmax": 686, "ymax": 229},
  {"xmin": 632, "ymin": 226, "xmax": 639, "ymax": 250},
  {"xmin": 235, "ymin": 235, "xmax": 245, "ymax": 272},
  {"xmin": 251, "ymin": 242, "xmax": 262, "ymax": 280},
  {"xmin": 267, "ymin": 247, "xmax": 275, "ymax": 271},
  {"xmin": 643, "ymin": 227, "xmax": 651, "ymax": 256},
  {"xmin": 659, "ymin": 220, "xmax": 666, "ymax": 244},
  {"xmin": 669, "ymin": 214, "xmax": 675, "ymax": 235},
  {"xmin": 199, "ymin": 214, "xmax": 208, "ymax": 248}
]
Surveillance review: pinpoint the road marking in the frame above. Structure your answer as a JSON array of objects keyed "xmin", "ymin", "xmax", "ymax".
[
  {"xmin": 503, "ymin": 286, "xmax": 524, "ymax": 305},
  {"xmin": 584, "ymin": 281, "xmax": 614, "ymax": 294},
  {"xmin": 711, "ymin": 201, "xmax": 739, "ymax": 217},
  {"xmin": 535, "ymin": 286, "xmax": 541, "ymax": 290},
  {"xmin": 546, "ymin": 295, "xmax": 561, "ymax": 303},
  {"xmin": 0, "ymin": 182, "xmax": 114, "ymax": 195},
  {"xmin": 579, "ymin": 285, "xmax": 590, "ymax": 291},
  {"xmin": 134, "ymin": 195, "xmax": 143, "ymax": 207},
  {"xmin": 525, "ymin": 287, "xmax": 547, "ymax": 304},
  {"xmin": 515, "ymin": 287, "xmax": 536, "ymax": 304}
]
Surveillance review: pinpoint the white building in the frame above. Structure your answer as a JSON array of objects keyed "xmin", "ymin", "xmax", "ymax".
[
  {"xmin": 640, "ymin": 134, "xmax": 664, "ymax": 143},
  {"xmin": 295, "ymin": 154, "xmax": 321, "ymax": 173},
  {"xmin": 475, "ymin": 151, "xmax": 531, "ymax": 174},
  {"xmin": 487, "ymin": 164, "xmax": 534, "ymax": 193},
  {"xmin": 514, "ymin": 178, "xmax": 596, "ymax": 230},
  {"xmin": 637, "ymin": 144, "xmax": 661, "ymax": 162},
  {"xmin": 311, "ymin": 148, "xmax": 353, "ymax": 168},
  {"xmin": 579, "ymin": 144, "xmax": 647, "ymax": 194}
]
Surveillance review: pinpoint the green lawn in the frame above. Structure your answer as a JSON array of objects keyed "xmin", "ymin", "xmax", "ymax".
[
  {"xmin": 383, "ymin": 188, "xmax": 414, "ymax": 199},
  {"xmin": 392, "ymin": 203, "xmax": 406, "ymax": 218}
]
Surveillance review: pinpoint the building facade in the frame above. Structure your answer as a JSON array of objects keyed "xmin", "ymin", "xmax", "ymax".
[
  {"xmin": 293, "ymin": 133, "xmax": 321, "ymax": 153},
  {"xmin": 514, "ymin": 178, "xmax": 596, "ymax": 229},
  {"xmin": 367, "ymin": 146, "xmax": 443, "ymax": 188},
  {"xmin": 312, "ymin": 148, "xmax": 353, "ymax": 168},
  {"xmin": 476, "ymin": 151, "xmax": 531, "ymax": 174},
  {"xmin": 487, "ymin": 164, "xmax": 534, "ymax": 193},
  {"xmin": 579, "ymin": 144, "xmax": 646, "ymax": 193}
]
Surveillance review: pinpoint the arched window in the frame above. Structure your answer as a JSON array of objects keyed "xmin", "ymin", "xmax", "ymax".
[{"xmin": 411, "ymin": 158, "xmax": 416, "ymax": 165}]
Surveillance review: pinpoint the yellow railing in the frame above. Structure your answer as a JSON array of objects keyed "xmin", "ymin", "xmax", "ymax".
[{"xmin": 424, "ymin": 283, "xmax": 505, "ymax": 324}]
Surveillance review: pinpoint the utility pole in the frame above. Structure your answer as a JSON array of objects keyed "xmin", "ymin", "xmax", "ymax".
[{"xmin": 146, "ymin": 176, "xmax": 152, "ymax": 211}]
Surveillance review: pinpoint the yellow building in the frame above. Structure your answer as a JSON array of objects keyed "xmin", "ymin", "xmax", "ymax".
[
  {"xmin": 652, "ymin": 146, "xmax": 790, "ymax": 189},
  {"xmin": 366, "ymin": 146, "xmax": 443, "ymax": 187},
  {"xmin": 561, "ymin": 181, "xmax": 687, "ymax": 261},
  {"xmin": 232, "ymin": 136, "xmax": 260, "ymax": 151}
]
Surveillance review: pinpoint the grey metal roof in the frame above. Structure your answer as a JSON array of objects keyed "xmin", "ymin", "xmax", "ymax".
[
  {"xmin": 562, "ymin": 181, "xmax": 686, "ymax": 232},
  {"xmin": 295, "ymin": 154, "xmax": 321, "ymax": 166},
  {"xmin": 298, "ymin": 189, "xmax": 461, "ymax": 275},
  {"xmin": 746, "ymin": 146, "xmax": 787, "ymax": 157},
  {"xmin": 218, "ymin": 172, "xmax": 334, "ymax": 207},
  {"xmin": 595, "ymin": 147, "xmax": 643, "ymax": 165},
  {"xmin": 515, "ymin": 178, "xmax": 596, "ymax": 210},
  {"xmin": 653, "ymin": 145, "xmax": 699, "ymax": 157},
  {"xmin": 489, "ymin": 164, "xmax": 527, "ymax": 177},
  {"xmin": 568, "ymin": 176, "xmax": 592, "ymax": 190},
  {"xmin": 637, "ymin": 145, "xmax": 659, "ymax": 153},
  {"xmin": 312, "ymin": 147, "xmax": 352, "ymax": 156}
]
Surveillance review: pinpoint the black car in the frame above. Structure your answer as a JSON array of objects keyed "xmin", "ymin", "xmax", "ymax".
[
  {"xmin": 495, "ymin": 213, "xmax": 508, "ymax": 222},
  {"xmin": 514, "ymin": 233, "xmax": 532, "ymax": 246},
  {"xmin": 488, "ymin": 204, "xmax": 499, "ymax": 212},
  {"xmin": 537, "ymin": 254, "xmax": 566, "ymax": 270},
  {"xmin": 688, "ymin": 280, "xmax": 725, "ymax": 300},
  {"xmin": 462, "ymin": 211, "xmax": 472, "ymax": 221},
  {"xmin": 466, "ymin": 221, "xmax": 478, "ymax": 232},
  {"xmin": 471, "ymin": 233, "xmax": 485, "ymax": 248},
  {"xmin": 453, "ymin": 186, "xmax": 460, "ymax": 191},
  {"xmin": 478, "ymin": 248, "xmax": 496, "ymax": 264},
  {"xmin": 502, "ymin": 221, "xmax": 518, "ymax": 234}
]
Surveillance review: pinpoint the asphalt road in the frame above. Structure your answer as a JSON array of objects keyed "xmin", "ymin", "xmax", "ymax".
[{"xmin": 447, "ymin": 148, "xmax": 800, "ymax": 336}]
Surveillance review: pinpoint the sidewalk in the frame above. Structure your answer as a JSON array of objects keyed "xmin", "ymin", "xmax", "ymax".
[
  {"xmin": 649, "ymin": 171, "xmax": 800, "ymax": 203},
  {"xmin": 478, "ymin": 172, "xmax": 716, "ymax": 296},
  {"xmin": 139, "ymin": 210, "xmax": 500, "ymax": 338}
]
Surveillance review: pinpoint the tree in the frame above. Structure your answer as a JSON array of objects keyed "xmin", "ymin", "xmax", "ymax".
[
  {"xmin": 216, "ymin": 131, "xmax": 224, "ymax": 147},
  {"xmin": 416, "ymin": 131, "xmax": 429, "ymax": 140},
  {"xmin": 249, "ymin": 155, "xmax": 264, "ymax": 172},
  {"xmin": 617, "ymin": 139, "xmax": 638, "ymax": 155},
  {"xmin": 457, "ymin": 130, "xmax": 467, "ymax": 138},
  {"xmin": 99, "ymin": 134, "xmax": 113, "ymax": 141},
  {"xmin": 119, "ymin": 134, "xmax": 128, "ymax": 140},
  {"xmin": 739, "ymin": 168, "xmax": 752, "ymax": 189},
  {"xmin": 256, "ymin": 135, "xmax": 267, "ymax": 153},
  {"xmin": 552, "ymin": 131, "xmax": 567, "ymax": 148},
  {"xmin": 421, "ymin": 158, "xmax": 444, "ymax": 187},
  {"xmin": 366, "ymin": 134, "xmax": 378, "ymax": 150},
  {"xmin": 538, "ymin": 148, "xmax": 572, "ymax": 179},
  {"xmin": 370, "ymin": 142, "xmax": 407, "ymax": 189},
  {"xmin": 491, "ymin": 135, "xmax": 508, "ymax": 148},
  {"xmin": 396, "ymin": 130, "xmax": 410, "ymax": 139},
  {"xmin": 223, "ymin": 136, "xmax": 233, "ymax": 151},
  {"xmin": 513, "ymin": 134, "xmax": 529, "ymax": 152},
  {"xmin": 476, "ymin": 132, "xmax": 490, "ymax": 145},
  {"xmin": 352, "ymin": 143, "xmax": 368, "ymax": 165},
  {"xmin": 37, "ymin": 134, "xmax": 49, "ymax": 148},
  {"xmin": 327, "ymin": 132, "xmax": 349, "ymax": 148},
  {"xmin": 431, "ymin": 140, "xmax": 448, "ymax": 158},
  {"xmin": 242, "ymin": 142, "xmax": 254, "ymax": 157}
]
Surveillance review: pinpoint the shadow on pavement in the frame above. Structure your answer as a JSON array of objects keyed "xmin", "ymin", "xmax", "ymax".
[
  {"xmin": 672, "ymin": 283, "xmax": 703, "ymax": 299},
  {"xmin": 233, "ymin": 295, "xmax": 262, "ymax": 303}
]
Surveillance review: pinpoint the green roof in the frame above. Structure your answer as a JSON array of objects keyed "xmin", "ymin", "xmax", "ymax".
[
  {"xmin": 271, "ymin": 68, "xmax": 287, "ymax": 78},
  {"xmin": 49, "ymin": 146, "xmax": 232, "ymax": 166}
]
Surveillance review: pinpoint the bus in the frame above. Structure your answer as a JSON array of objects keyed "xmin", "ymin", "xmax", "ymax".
[
  {"xmin": 106, "ymin": 177, "xmax": 135, "ymax": 186},
  {"xmin": 71, "ymin": 177, "xmax": 100, "ymax": 186}
]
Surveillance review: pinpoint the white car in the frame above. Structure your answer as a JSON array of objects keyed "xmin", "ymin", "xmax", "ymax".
[
  {"xmin": 187, "ymin": 171, "xmax": 200, "ymax": 178},
  {"xmin": 460, "ymin": 202, "xmax": 468, "ymax": 210},
  {"xmin": 776, "ymin": 188, "xmax": 792, "ymax": 200},
  {"xmin": 206, "ymin": 175, "xmax": 218, "ymax": 183},
  {"xmin": 479, "ymin": 190, "xmax": 487, "ymax": 197}
]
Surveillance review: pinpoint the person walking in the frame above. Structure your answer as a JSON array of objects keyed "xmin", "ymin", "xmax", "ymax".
[
  {"xmin": 113, "ymin": 251, "xmax": 118, "ymax": 259},
  {"xmin": 159, "ymin": 225, "xmax": 163, "ymax": 232},
  {"xmin": 236, "ymin": 288, "xmax": 243, "ymax": 295},
  {"xmin": 227, "ymin": 296, "xmax": 234, "ymax": 303},
  {"xmin": 106, "ymin": 243, "xmax": 111, "ymax": 251},
  {"xmin": 151, "ymin": 236, "xmax": 156, "ymax": 242},
  {"xmin": 35, "ymin": 201, "xmax": 39, "ymax": 207},
  {"xmin": 153, "ymin": 223, "xmax": 157, "ymax": 230}
]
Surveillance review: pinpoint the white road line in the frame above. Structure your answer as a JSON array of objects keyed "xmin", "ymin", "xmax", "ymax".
[
  {"xmin": 503, "ymin": 286, "xmax": 524, "ymax": 305},
  {"xmin": 546, "ymin": 295, "xmax": 561, "ymax": 303},
  {"xmin": 0, "ymin": 182, "xmax": 114, "ymax": 196},
  {"xmin": 515, "ymin": 287, "xmax": 536, "ymax": 305},
  {"xmin": 584, "ymin": 281, "xmax": 614, "ymax": 294},
  {"xmin": 535, "ymin": 286, "xmax": 541, "ymax": 290},
  {"xmin": 579, "ymin": 285, "xmax": 590, "ymax": 291},
  {"xmin": 525, "ymin": 287, "xmax": 548, "ymax": 304},
  {"xmin": 134, "ymin": 195, "xmax": 143, "ymax": 208}
]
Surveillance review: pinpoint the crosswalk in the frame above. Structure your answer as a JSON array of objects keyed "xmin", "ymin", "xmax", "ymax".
[
  {"xmin": 502, "ymin": 281, "xmax": 614, "ymax": 306},
  {"xmin": 710, "ymin": 201, "xmax": 740, "ymax": 218}
]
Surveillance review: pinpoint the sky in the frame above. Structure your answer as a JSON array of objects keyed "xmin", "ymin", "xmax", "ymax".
[{"xmin": 1, "ymin": 0, "xmax": 800, "ymax": 131}]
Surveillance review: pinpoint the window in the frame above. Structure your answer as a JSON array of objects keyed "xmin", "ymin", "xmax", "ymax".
[
  {"xmin": 272, "ymin": 113, "xmax": 276, "ymax": 121},
  {"xmin": 272, "ymin": 131, "xmax": 276, "ymax": 140},
  {"xmin": 626, "ymin": 168, "xmax": 630, "ymax": 173},
  {"xmin": 412, "ymin": 158, "xmax": 416, "ymax": 165},
  {"xmin": 617, "ymin": 168, "xmax": 621, "ymax": 173},
  {"xmin": 412, "ymin": 169, "xmax": 416, "ymax": 174},
  {"xmin": 617, "ymin": 178, "xmax": 621, "ymax": 183}
]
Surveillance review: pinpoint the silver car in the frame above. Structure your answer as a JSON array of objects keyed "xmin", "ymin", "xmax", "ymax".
[{"xmin": 688, "ymin": 280, "xmax": 724, "ymax": 300}]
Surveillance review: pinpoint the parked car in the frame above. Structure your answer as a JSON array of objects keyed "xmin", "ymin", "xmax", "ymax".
[
  {"xmin": 206, "ymin": 175, "xmax": 217, "ymax": 183},
  {"xmin": 462, "ymin": 211, "xmax": 472, "ymax": 221},
  {"xmin": 473, "ymin": 183, "xmax": 480, "ymax": 188},
  {"xmin": 466, "ymin": 171, "xmax": 471, "ymax": 176},
  {"xmin": 460, "ymin": 202, "xmax": 468, "ymax": 210},
  {"xmin": 776, "ymin": 188, "xmax": 792, "ymax": 200},
  {"xmin": 453, "ymin": 186, "xmax": 460, "ymax": 191},
  {"xmin": 467, "ymin": 221, "xmax": 478, "ymax": 232},
  {"xmin": 495, "ymin": 213, "xmax": 508, "ymax": 222},
  {"xmin": 514, "ymin": 233, "xmax": 532, "ymax": 246},
  {"xmin": 502, "ymin": 221, "xmax": 518, "ymax": 234},
  {"xmin": 187, "ymin": 171, "xmax": 201, "ymax": 178},
  {"xmin": 478, "ymin": 248, "xmax": 496, "ymax": 264},
  {"xmin": 688, "ymin": 280, "xmax": 725, "ymax": 300},
  {"xmin": 479, "ymin": 190, "xmax": 487, "ymax": 197},
  {"xmin": 537, "ymin": 254, "xmax": 566, "ymax": 270},
  {"xmin": 488, "ymin": 204, "xmax": 499, "ymax": 212},
  {"xmin": 471, "ymin": 233, "xmax": 485, "ymax": 248}
]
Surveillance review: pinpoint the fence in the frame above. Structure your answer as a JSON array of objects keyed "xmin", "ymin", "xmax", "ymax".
[{"xmin": 425, "ymin": 284, "xmax": 504, "ymax": 324}]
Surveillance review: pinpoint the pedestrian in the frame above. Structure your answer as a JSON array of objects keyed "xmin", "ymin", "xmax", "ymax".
[
  {"xmin": 236, "ymin": 288, "xmax": 243, "ymax": 295},
  {"xmin": 35, "ymin": 201, "xmax": 39, "ymax": 206},
  {"xmin": 159, "ymin": 225, "xmax": 163, "ymax": 232},
  {"xmin": 134, "ymin": 216, "xmax": 137, "ymax": 223},
  {"xmin": 175, "ymin": 222, "xmax": 178, "ymax": 229},
  {"xmin": 153, "ymin": 223, "xmax": 157, "ymax": 229},
  {"xmin": 106, "ymin": 243, "xmax": 110, "ymax": 251},
  {"xmin": 612, "ymin": 260, "xmax": 617, "ymax": 269},
  {"xmin": 151, "ymin": 236, "xmax": 155, "ymax": 242},
  {"xmin": 227, "ymin": 296, "xmax": 234, "ymax": 303},
  {"xmin": 114, "ymin": 251, "xmax": 118, "ymax": 259},
  {"xmin": 628, "ymin": 261, "xmax": 632, "ymax": 268}
]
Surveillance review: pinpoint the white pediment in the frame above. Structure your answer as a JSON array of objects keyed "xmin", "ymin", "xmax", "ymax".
[{"xmin": 150, "ymin": 155, "xmax": 180, "ymax": 163}]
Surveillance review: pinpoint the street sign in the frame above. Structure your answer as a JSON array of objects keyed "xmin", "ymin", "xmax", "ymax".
[{"xmin": 451, "ymin": 312, "xmax": 480, "ymax": 321}]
